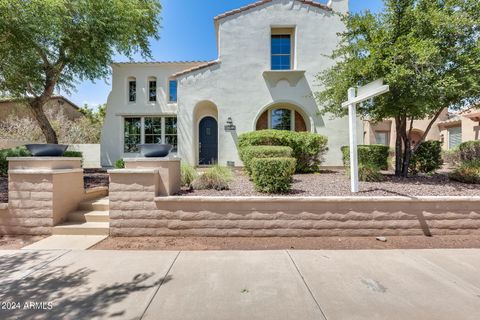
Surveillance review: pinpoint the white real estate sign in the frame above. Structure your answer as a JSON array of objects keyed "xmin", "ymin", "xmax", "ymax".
[{"xmin": 343, "ymin": 79, "xmax": 390, "ymax": 193}]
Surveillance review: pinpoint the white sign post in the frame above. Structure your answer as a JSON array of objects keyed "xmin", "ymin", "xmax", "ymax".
[{"xmin": 342, "ymin": 79, "xmax": 390, "ymax": 193}]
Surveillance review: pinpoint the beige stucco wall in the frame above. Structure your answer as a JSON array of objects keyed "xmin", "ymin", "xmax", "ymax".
[
  {"xmin": 69, "ymin": 144, "xmax": 101, "ymax": 168},
  {"xmin": 100, "ymin": 0, "xmax": 359, "ymax": 167},
  {"xmin": 364, "ymin": 108, "xmax": 449, "ymax": 148},
  {"xmin": 0, "ymin": 97, "xmax": 82, "ymax": 122},
  {"xmin": 438, "ymin": 108, "xmax": 480, "ymax": 149}
]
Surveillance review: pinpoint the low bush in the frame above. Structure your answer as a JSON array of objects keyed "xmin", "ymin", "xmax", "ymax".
[
  {"xmin": 449, "ymin": 161, "xmax": 480, "ymax": 184},
  {"xmin": 238, "ymin": 130, "xmax": 328, "ymax": 173},
  {"xmin": 341, "ymin": 145, "xmax": 390, "ymax": 170},
  {"xmin": 181, "ymin": 163, "xmax": 198, "ymax": 189},
  {"xmin": 63, "ymin": 150, "xmax": 83, "ymax": 158},
  {"xmin": 458, "ymin": 140, "xmax": 480, "ymax": 163},
  {"xmin": 251, "ymin": 157, "xmax": 296, "ymax": 193},
  {"xmin": 358, "ymin": 164, "xmax": 384, "ymax": 182},
  {"xmin": 409, "ymin": 141, "xmax": 442, "ymax": 175},
  {"xmin": 192, "ymin": 165, "xmax": 233, "ymax": 191},
  {"xmin": 240, "ymin": 145, "xmax": 293, "ymax": 175},
  {"xmin": 114, "ymin": 159, "xmax": 125, "ymax": 169},
  {"xmin": 0, "ymin": 146, "xmax": 31, "ymax": 175}
]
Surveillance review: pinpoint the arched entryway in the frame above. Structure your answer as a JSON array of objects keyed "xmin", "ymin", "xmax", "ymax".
[
  {"xmin": 198, "ymin": 116, "xmax": 218, "ymax": 165},
  {"xmin": 194, "ymin": 100, "xmax": 219, "ymax": 165},
  {"xmin": 255, "ymin": 103, "xmax": 310, "ymax": 132}
]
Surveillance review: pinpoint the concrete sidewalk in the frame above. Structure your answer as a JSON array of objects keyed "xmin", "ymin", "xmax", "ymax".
[{"xmin": 0, "ymin": 249, "xmax": 479, "ymax": 320}]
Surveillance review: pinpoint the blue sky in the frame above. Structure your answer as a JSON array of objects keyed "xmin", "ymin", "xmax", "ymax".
[{"xmin": 65, "ymin": 0, "xmax": 384, "ymax": 109}]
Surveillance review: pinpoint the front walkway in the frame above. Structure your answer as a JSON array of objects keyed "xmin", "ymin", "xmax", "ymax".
[{"xmin": 1, "ymin": 249, "xmax": 479, "ymax": 320}]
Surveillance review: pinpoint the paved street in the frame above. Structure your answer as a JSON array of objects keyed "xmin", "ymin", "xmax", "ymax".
[{"xmin": 1, "ymin": 249, "xmax": 479, "ymax": 320}]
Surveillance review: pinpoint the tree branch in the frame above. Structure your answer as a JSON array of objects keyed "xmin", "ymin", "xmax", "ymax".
[{"xmin": 413, "ymin": 107, "xmax": 446, "ymax": 153}]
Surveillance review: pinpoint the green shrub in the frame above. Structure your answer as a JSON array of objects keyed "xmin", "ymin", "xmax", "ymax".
[
  {"xmin": 114, "ymin": 159, "xmax": 125, "ymax": 169},
  {"xmin": 181, "ymin": 163, "xmax": 198, "ymax": 188},
  {"xmin": 341, "ymin": 145, "xmax": 390, "ymax": 170},
  {"xmin": 251, "ymin": 157, "xmax": 296, "ymax": 193},
  {"xmin": 449, "ymin": 161, "xmax": 480, "ymax": 184},
  {"xmin": 409, "ymin": 141, "xmax": 442, "ymax": 175},
  {"xmin": 0, "ymin": 146, "xmax": 31, "ymax": 175},
  {"xmin": 238, "ymin": 130, "xmax": 328, "ymax": 173},
  {"xmin": 240, "ymin": 145, "xmax": 293, "ymax": 175},
  {"xmin": 192, "ymin": 165, "xmax": 233, "ymax": 190},
  {"xmin": 458, "ymin": 140, "xmax": 480, "ymax": 163},
  {"xmin": 63, "ymin": 150, "xmax": 83, "ymax": 158},
  {"xmin": 358, "ymin": 164, "xmax": 384, "ymax": 182}
]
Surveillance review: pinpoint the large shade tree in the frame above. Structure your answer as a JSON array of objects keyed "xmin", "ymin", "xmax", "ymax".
[
  {"xmin": 315, "ymin": 0, "xmax": 480, "ymax": 177},
  {"xmin": 0, "ymin": 0, "xmax": 161, "ymax": 143}
]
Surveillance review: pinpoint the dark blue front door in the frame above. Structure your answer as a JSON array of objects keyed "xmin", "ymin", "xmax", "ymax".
[{"xmin": 199, "ymin": 117, "xmax": 218, "ymax": 165}]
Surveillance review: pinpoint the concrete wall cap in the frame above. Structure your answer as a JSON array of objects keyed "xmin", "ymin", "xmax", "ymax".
[
  {"xmin": 8, "ymin": 168, "xmax": 84, "ymax": 175},
  {"xmin": 85, "ymin": 186, "xmax": 109, "ymax": 194},
  {"xmin": 7, "ymin": 157, "xmax": 81, "ymax": 161},
  {"xmin": 108, "ymin": 168, "xmax": 159, "ymax": 174},
  {"xmin": 155, "ymin": 196, "xmax": 480, "ymax": 203}
]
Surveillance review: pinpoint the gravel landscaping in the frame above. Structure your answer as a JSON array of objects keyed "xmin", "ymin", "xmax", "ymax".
[
  {"xmin": 178, "ymin": 170, "xmax": 480, "ymax": 197},
  {"xmin": 92, "ymin": 235, "xmax": 480, "ymax": 250}
]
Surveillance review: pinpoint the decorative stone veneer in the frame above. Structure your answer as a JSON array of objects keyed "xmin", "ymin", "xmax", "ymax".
[
  {"xmin": 0, "ymin": 158, "xmax": 85, "ymax": 235},
  {"xmin": 108, "ymin": 177, "xmax": 480, "ymax": 236}
]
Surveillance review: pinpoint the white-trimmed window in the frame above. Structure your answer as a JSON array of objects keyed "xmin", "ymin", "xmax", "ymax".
[
  {"xmin": 128, "ymin": 77, "xmax": 136, "ymax": 102},
  {"xmin": 148, "ymin": 77, "xmax": 157, "ymax": 102},
  {"xmin": 123, "ymin": 116, "xmax": 178, "ymax": 153}
]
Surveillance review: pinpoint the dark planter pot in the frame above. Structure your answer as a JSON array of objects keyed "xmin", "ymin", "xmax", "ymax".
[
  {"xmin": 25, "ymin": 144, "xmax": 68, "ymax": 157},
  {"xmin": 138, "ymin": 144, "xmax": 173, "ymax": 158}
]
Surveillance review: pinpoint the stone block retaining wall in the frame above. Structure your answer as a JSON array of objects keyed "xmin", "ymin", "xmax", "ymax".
[{"xmin": 109, "ymin": 180, "xmax": 480, "ymax": 236}]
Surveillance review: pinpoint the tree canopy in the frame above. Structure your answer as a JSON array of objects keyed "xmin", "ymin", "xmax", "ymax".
[
  {"xmin": 315, "ymin": 0, "xmax": 480, "ymax": 176},
  {"xmin": 0, "ymin": 0, "xmax": 162, "ymax": 143}
]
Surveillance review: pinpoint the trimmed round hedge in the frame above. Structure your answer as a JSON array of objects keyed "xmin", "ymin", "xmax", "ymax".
[
  {"xmin": 251, "ymin": 157, "xmax": 296, "ymax": 193},
  {"xmin": 458, "ymin": 140, "xmax": 480, "ymax": 163},
  {"xmin": 240, "ymin": 145, "xmax": 293, "ymax": 175},
  {"xmin": 238, "ymin": 130, "xmax": 328, "ymax": 173},
  {"xmin": 341, "ymin": 145, "xmax": 390, "ymax": 170}
]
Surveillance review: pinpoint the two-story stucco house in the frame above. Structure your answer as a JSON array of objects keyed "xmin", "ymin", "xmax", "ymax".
[{"xmin": 101, "ymin": 0, "xmax": 355, "ymax": 167}]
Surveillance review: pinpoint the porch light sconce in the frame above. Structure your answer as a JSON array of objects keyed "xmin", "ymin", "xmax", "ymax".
[{"xmin": 224, "ymin": 117, "xmax": 236, "ymax": 132}]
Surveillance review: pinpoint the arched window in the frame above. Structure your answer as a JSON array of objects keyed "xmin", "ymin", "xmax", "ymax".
[
  {"xmin": 256, "ymin": 106, "xmax": 307, "ymax": 132},
  {"xmin": 127, "ymin": 77, "xmax": 136, "ymax": 102},
  {"xmin": 148, "ymin": 76, "xmax": 157, "ymax": 102}
]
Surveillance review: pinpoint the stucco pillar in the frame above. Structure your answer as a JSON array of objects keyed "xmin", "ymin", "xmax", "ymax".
[{"xmin": 1, "ymin": 157, "xmax": 84, "ymax": 235}]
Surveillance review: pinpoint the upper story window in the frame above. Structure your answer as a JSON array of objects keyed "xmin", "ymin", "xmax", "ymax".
[
  {"xmin": 271, "ymin": 27, "xmax": 295, "ymax": 70},
  {"xmin": 169, "ymin": 80, "xmax": 177, "ymax": 102},
  {"xmin": 148, "ymin": 78, "xmax": 157, "ymax": 102},
  {"xmin": 128, "ymin": 77, "xmax": 136, "ymax": 102}
]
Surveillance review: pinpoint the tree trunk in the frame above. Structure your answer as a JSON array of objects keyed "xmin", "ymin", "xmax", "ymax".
[
  {"xmin": 28, "ymin": 99, "xmax": 58, "ymax": 144},
  {"xmin": 394, "ymin": 117, "xmax": 404, "ymax": 176}
]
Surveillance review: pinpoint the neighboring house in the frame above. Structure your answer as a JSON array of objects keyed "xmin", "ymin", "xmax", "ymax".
[
  {"xmin": 438, "ymin": 108, "xmax": 480, "ymax": 150},
  {"xmin": 364, "ymin": 107, "xmax": 480, "ymax": 150},
  {"xmin": 101, "ymin": 0, "xmax": 352, "ymax": 167},
  {"xmin": 0, "ymin": 96, "xmax": 82, "ymax": 122}
]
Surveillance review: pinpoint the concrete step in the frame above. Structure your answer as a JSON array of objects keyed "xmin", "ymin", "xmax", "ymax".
[
  {"xmin": 52, "ymin": 222, "xmax": 110, "ymax": 236},
  {"xmin": 78, "ymin": 197, "xmax": 109, "ymax": 211},
  {"xmin": 68, "ymin": 210, "xmax": 110, "ymax": 223},
  {"xmin": 22, "ymin": 235, "xmax": 107, "ymax": 250}
]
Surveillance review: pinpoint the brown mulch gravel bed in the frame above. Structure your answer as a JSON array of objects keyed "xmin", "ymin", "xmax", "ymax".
[
  {"xmin": 0, "ymin": 169, "xmax": 109, "ymax": 203},
  {"xmin": 92, "ymin": 235, "xmax": 480, "ymax": 250},
  {"xmin": 178, "ymin": 170, "xmax": 480, "ymax": 197},
  {"xmin": 83, "ymin": 168, "xmax": 109, "ymax": 190}
]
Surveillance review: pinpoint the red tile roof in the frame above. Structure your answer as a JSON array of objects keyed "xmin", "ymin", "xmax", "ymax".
[
  {"xmin": 214, "ymin": 0, "xmax": 331, "ymax": 21},
  {"xmin": 172, "ymin": 60, "xmax": 221, "ymax": 78}
]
